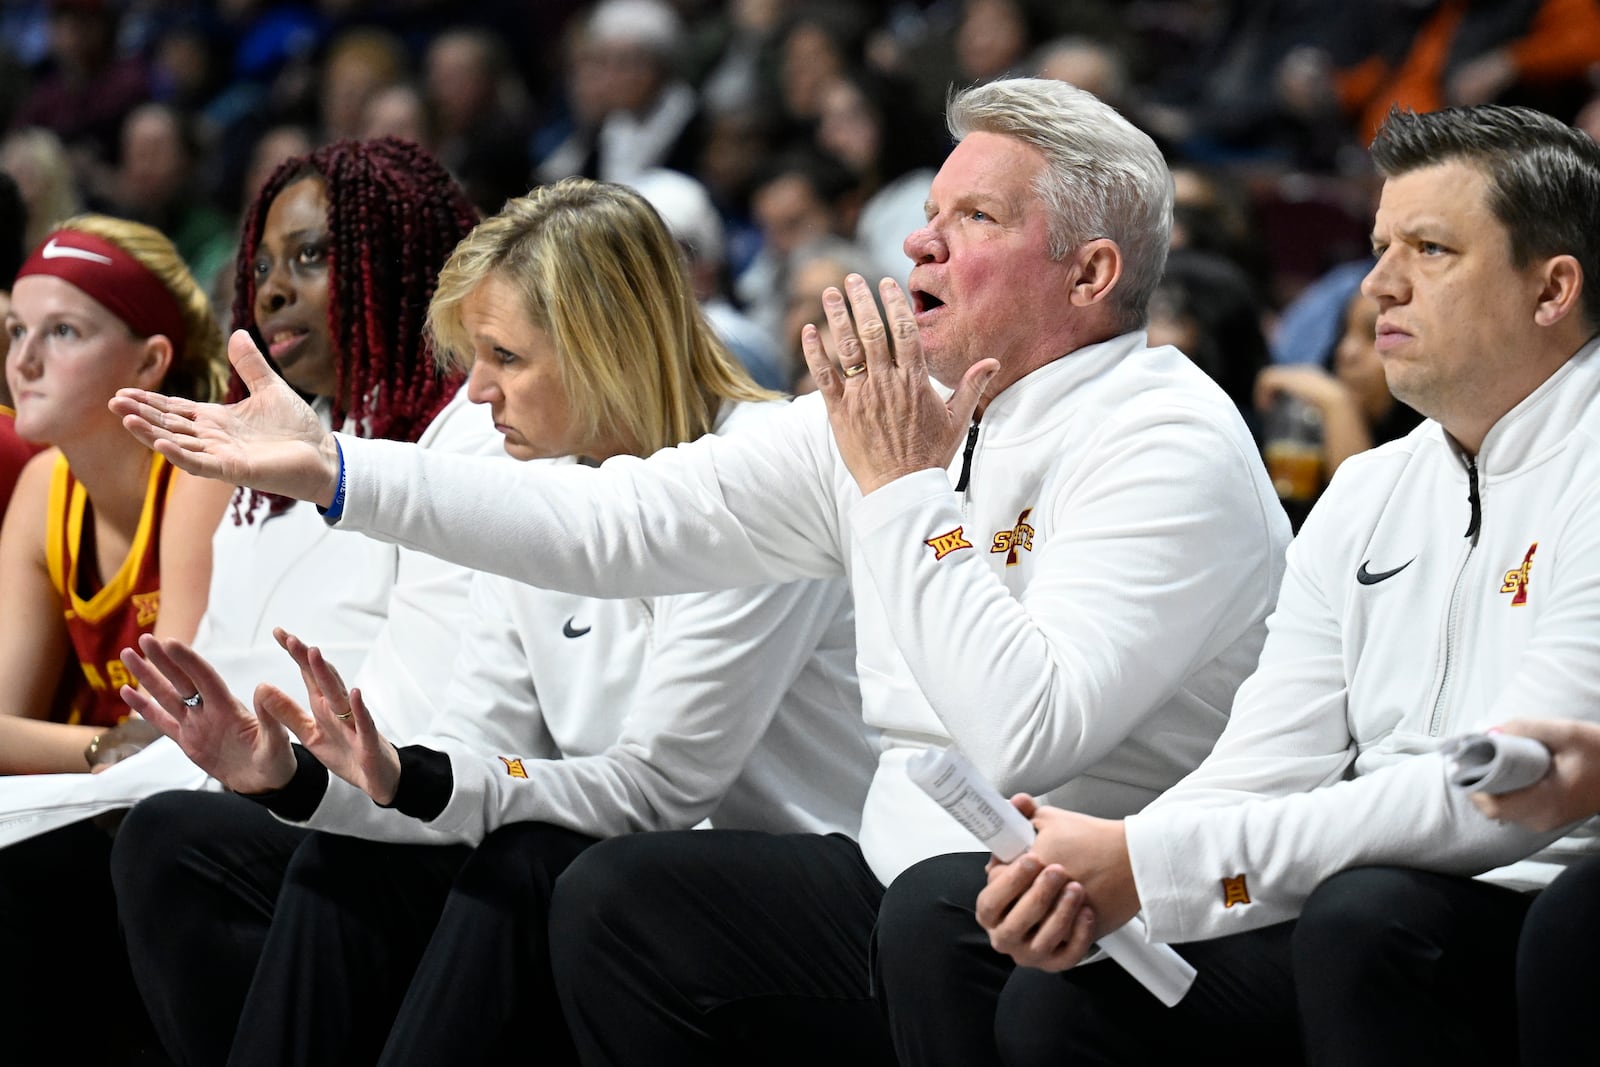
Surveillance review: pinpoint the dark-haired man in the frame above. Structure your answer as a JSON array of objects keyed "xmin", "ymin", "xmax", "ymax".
[{"xmin": 977, "ymin": 103, "xmax": 1600, "ymax": 1066}]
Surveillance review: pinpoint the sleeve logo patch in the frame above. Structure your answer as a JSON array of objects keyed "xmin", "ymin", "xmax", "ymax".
[
  {"xmin": 925, "ymin": 526, "xmax": 974, "ymax": 561},
  {"xmin": 1500, "ymin": 542, "xmax": 1537, "ymax": 606},
  {"xmin": 1222, "ymin": 874, "xmax": 1251, "ymax": 908},
  {"xmin": 498, "ymin": 756, "xmax": 528, "ymax": 779}
]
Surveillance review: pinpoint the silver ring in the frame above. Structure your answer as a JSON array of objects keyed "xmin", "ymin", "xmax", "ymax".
[
  {"xmin": 841, "ymin": 362, "xmax": 868, "ymax": 379},
  {"xmin": 182, "ymin": 692, "xmax": 203, "ymax": 709}
]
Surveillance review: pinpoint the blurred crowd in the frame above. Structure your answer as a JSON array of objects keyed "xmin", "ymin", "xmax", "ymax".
[{"xmin": 4, "ymin": 0, "xmax": 1600, "ymax": 504}]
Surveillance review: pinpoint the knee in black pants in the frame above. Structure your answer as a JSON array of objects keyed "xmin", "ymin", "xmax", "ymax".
[{"xmin": 448, "ymin": 820, "xmax": 596, "ymax": 908}]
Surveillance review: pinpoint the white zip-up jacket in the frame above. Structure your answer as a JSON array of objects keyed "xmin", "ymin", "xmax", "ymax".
[
  {"xmin": 196, "ymin": 386, "xmax": 503, "ymax": 741},
  {"xmin": 273, "ymin": 400, "xmax": 875, "ymax": 844},
  {"xmin": 1126, "ymin": 338, "xmax": 1600, "ymax": 945},
  {"xmin": 334, "ymin": 333, "xmax": 1290, "ymax": 883}
]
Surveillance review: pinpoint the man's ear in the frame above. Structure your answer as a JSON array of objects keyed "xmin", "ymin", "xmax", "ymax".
[
  {"xmin": 1067, "ymin": 239, "xmax": 1122, "ymax": 308},
  {"xmin": 1532, "ymin": 254, "xmax": 1582, "ymax": 328},
  {"xmin": 136, "ymin": 334, "xmax": 175, "ymax": 390}
]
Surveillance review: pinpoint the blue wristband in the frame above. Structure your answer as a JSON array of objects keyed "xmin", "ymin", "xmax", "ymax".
[{"xmin": 318, "ymin": 437, "xmax": 347, "ymax": 524}]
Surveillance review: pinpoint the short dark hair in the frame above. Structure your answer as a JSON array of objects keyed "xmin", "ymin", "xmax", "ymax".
[{"xmin": 1371, "ymin": 105, "xmax": 1600, "ymax": 332}]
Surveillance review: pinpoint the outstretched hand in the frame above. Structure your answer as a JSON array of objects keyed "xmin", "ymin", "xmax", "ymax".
[
  {"xmin": 110, "ymin": 329, "xmax": 342, "ymax": 506},
  {"xmin": 119, "ymin": 634, "xmax": 297, "ymax": 794},
  {"xmin": 261, "ymin": 627, "xmax": 402, "ymax": 806},
  {"xmin": 800, "ymin": 275, "xmax": 998, "ymax": 495}
]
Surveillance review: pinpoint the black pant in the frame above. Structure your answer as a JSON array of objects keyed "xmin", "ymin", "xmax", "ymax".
[
  {"xmin": 879, "ymin": 853, "xmax": 1301, "ymax": 1066},
  {"xmin": 876, "ymin": 852, "xmax": 1014, "ymax": 1067},
  {"xmin": 981, "ymin": 864, "xmax": 1544, "ymax": 1066},
  {"xmin": 114, "ymin": 791, "xmax": 598, "ymax": 1066},
  {"xmin": 549, "ymin": 830, "xmax": 898, "ymax": 1067},
  {"xmin": 112, "ymin": 790, "xmax": 313, "ymax": 1066},
  {"xmin": 1518, "ymin": 850, "xmax": 1600, "ymax": 1064},
  {"xmin": 226, "ymin": 831, "xmax": 473, "ymax": 1067},
  {"xmin": 377, "ymin": 821, "xmax": 597, "ymax": 1066},
  {"xmin": 0, "ymin": 817, "xmax": 168, "ymax": 1065}
]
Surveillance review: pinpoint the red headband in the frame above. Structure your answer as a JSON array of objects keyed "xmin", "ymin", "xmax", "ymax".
[{"xmin": 15, "ymin": 229, "xmax": 189, "ymax": 363}]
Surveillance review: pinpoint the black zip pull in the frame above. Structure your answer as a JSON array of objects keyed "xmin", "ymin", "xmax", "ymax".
[
  {"xmin": 954, "ymin": 421, "xmax": 980, "ymax": 493},
  {"xmin": 1464, "ymin": 455, "xmax": 1481, "ymax": 545}
]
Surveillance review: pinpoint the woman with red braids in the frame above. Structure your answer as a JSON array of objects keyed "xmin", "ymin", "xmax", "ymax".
[{"xmin": 171, "ymin": 137, "xmax": 497, "ymax": 720}]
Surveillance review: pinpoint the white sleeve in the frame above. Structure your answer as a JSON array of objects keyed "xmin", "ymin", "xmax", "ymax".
[
  {"xmin": 420, "ymin": 575, "xmax": 854, "ymax": 844},
  {"xmin": 293, "ymin": 568, "xmax": 854, "ymax": 846},
  {"xmin": 1125, "ymin": 487, "xmax": 1600, "ymax": 944},
  {"xmin": 848, "ymin": 401, "xmax": 1285, "ymax": 796},
  {"xmin": 345, "ymin": 385, "xmax": 508, "ymax": 740},
  {"xmin": 334, "ymin": 396, "xmax": 848, "ymax": 597}
]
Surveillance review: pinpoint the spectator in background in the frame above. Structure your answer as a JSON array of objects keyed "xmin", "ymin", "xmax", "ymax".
[
  {"xmin": 1168, "ymin": 160, "xmax": 1273, "ymax": 308},
  {"xmin": 1032, "ymin": 35, "xmax": 1130, "ymax": 106},
  {"xmin": 360, "ymin": 81, "xmax": 433, "ymax": 149},
  {"xmin": 422, "ymin": 27, "xmax": 533, "ymax": 215},
  {"xmin": 814, "ymin": 68, "xmax": 944, "ymax": 284},
  {"xmin": 110, "ymin": 102, "xmax": 235, "ymax": 291},
  {"xmin": 0, "ymin": 127, "xmax": 82, "ymax": 255},
  {"xmin": 1255, "ymin": 286, "xmax": 1421, "ymax": 491},
  {"xmin": 1147, "ymin": 247, "xmax": 1271, "ymax": 431},
  {"xmin": 537, "ymin": 0, "xmax": 704, "ymax": 186},
  {"xmin": 698, "ymin": 0, "xmax": 793, "ymax": 116},
  {"xmin": 12, "ymin": 0, "xmax": 150, "ymax": 188},
  {"xmin": 0, "ymin": 171, "xmax": 42, "ymax": 519},
  {"xmin": 317, "ymin": 27, "xmax": 408, "ymax": 144},
  {"xmin": 631, "ymin": 167, "xmax": 788, "ymax": 390},
  {"xmin": 779, "ymin": 235, "xmax": 880, "ymax": 395},
  {"xmin": 1305, "ymin": 0, "xmax": 1600, "ymax": 145},
  {"xmin": 773, "ymin": 4, "xmax": 866, "ymax": 134},
  {"xmin": 242, "ymin": 123, "xmax": 315, "ymax": 209},
  {"xmin": 735, "ymin": 148, "xmax": 852, "ymax": 345}
]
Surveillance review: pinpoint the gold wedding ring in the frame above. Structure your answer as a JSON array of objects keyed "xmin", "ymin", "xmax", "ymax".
[
  {"xmin": 335, "ymin": 710, "xmax": 355, "ymax": 720},
  {"xmin": 842, "ymin": 362, "xmax": 868, "ymax": 378}
]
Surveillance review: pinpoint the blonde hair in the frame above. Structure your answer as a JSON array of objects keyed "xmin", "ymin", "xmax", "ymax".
[
  {"xmin": 57, "ymin": 215, "xmax": 228, "ymax": 403},
  {"xmin": 429, "ymin": 178, "xmax": 774, "ymax": 456}
]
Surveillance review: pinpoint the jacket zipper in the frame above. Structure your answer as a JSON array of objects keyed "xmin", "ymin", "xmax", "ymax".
[
  {"xmin": 954, "ymin": 421, "xmax": 980, "ymax": 496},
  {"xmin": 1429, "ymin": 455, "xmax": 1481, "ymax": 735}
]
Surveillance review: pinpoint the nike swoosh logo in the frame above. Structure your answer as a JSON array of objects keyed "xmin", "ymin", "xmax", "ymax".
[
  {"xmin": 1356, "ymin": 558, "xmax": 1415, "ymax": 585},
  {"xmin": 41, "ymin": 238, "xmax": 113, "ymax": 265},
  {"xmin": 562, "ymin": 618, "xmax": 591, "ymax": 638}
]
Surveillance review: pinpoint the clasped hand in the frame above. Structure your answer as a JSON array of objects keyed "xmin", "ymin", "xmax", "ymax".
[
  {"xmin": 799, "ymin": 274, "xmax": 997, "ymax": 495},
  {"xmin": 120, "ymin": 628, "xmax": 401, "ymax": 804},
  {"xmin": 974, "ymin": 794, "xmax": 1141, "ymax": 972}
]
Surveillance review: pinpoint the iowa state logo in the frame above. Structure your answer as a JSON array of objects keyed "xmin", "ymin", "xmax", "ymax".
[
  {"xmin": 1500, "ymin": 542, "xmax": 1537, "ymax": 606},
  {"xmin": 990, "ymin": 508, "xmax": 1035, "ymax": 566},
  {"xmin": 925, "ymin": 526, "xmax": 974, "ymax": 561}
]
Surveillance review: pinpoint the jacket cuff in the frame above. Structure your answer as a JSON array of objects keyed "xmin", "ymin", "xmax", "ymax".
[
  {"xmin": 236, "ymin": 745, "xmax": 329, "ymax": 821},
  {"xmin": 380, "ymin": 745, "xmax": 454, "ymax": 822}
]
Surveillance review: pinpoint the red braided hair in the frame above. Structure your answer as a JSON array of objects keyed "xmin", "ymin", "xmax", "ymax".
[{"xmin": 229, "ymin": 137, "xmax": 481, "ymax": 521}]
